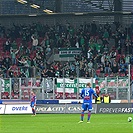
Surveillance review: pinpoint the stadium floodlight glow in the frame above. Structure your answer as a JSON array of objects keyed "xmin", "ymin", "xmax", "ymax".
[
  {"xmin": 43, "ymin": 9, "xmax": 53, "ymax": 14},
  {"xmin": 17, "ymin": 0, "xmax": 27, "ymax": 4},
  {"xmin": 30, "ymin": 4, "xmax": 40, "ymax": 9}
]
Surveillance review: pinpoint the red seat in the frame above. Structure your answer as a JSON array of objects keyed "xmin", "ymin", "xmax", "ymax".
[
  {"xmin": 2, "ymin": 92, "xmax": 10, "ymax": 99},
  {"xmin": 71, "ymin": 93, "xmax": 77, "ymax": 99},
  {"xmin": 11, "ymin": 92, "xmax": 15, "ymax": 97},
  {"xmin": 105, "ymin": 73, "xmax": 109, "ymax": 77},
  {"xmin": 4, "ymin": 92, "xmax": 9, "ymax": 96}
]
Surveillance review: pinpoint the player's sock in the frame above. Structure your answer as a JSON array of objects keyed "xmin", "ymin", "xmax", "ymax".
[
  {"xmin": 32, "ymin": 108, "xmax": 35, "ymax": 115},
  {"xmin": 33, "ymin": 109, "xmax": 35, "ymax": 115},
  {"xmin": 34, "ymin": 110, "xmax": 36, "ymax": 115},
  {"xmin": 87, "ymin": 111, "xmax": 91, "ymax": 121},
  {"xmin": 81, "ymin": 111, "xmax": 84, "ymax": 121}
]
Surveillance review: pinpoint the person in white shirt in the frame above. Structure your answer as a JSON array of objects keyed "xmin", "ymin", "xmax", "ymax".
[{"xmin": 31, "ymin": 35, "xmax": 38, "ymax": 51}]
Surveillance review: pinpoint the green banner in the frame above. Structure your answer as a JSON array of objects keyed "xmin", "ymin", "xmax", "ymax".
[
  {"xmin": 56, "ymin": 78, "xmax": 95, "ymax": 93},
  {"xmin": 59, "ymin": 48, "xmax": 82, "ymax": 58},
  {"xmin": 4, "ymin": 79, "xmax": 10, "ymax": 92}
]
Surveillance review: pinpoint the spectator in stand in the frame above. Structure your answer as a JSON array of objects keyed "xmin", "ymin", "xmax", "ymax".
[
  {"xmin": 11, "ymin": 40, "xmax": 17, "ymax": 50},
  {"xmin": 2, "ymin": 56, "xmax": 11, "ymax": 70},
  {"xmin": 91, "ymin": 21, "xmax": 97, "ymax": 36},
  {"xmin": 125, "ymin": 54, "xmax": 131, "ymax": 65},
  {"xmin": 94, "ymin": 53, "xmax": 102, "ymax": 69},
  {"xmin": 31, "ymin": 35, "xmax": 38, "ymax": 51},
  {"xmin": 118, "ymin": 55, "xmax": 125, "ymax": 64},
  {"xmin": 130, "ymin": 55, "xmax": 133, "ymax": 65},
  {"xmin": 70, "ymin": 63, "xmax": 75, "ymax": 77},
  {"xmin": 0, "ymin": 21, "xmax": 133, "ymax": 78},
  {"xmin": 111, "ymin": 60, "xmax": 118, "ymax": 76},
  {"xmin": 87, "ymin": 47, "xmax": 92, "ymax": 62},
  {"xmin": 10, "ymin": 48, "xmax": 19, "ymax": 65},
  {"xmin": 47, "ymin": 68, "xmax": 55, "ymax": 78},
  {"xmin": 8, "ymin": 64, "xmax": 20, "ymax": 78},
  {"xmin": 4, "ymin": 38, "xmax": 11, "ymax": 52},
  {"xmin": 120, "ymin": 30, "xmax": 126, "ymax": 48},
  {"xmin": 101, "ymin": 53, "xmax": 105, "ymax": 65},
  {"xmin": 95, "ymin": 37, "xmax": 103, "ymax": 53},
  {"xmin": 45, "ymin": 45, "xmax": 52, "ymax": 59},
  {"xmin": 84, "ymin": 71, "xmax": 90, "ymax": 78},
  {"xmin": 75, "ymin": 38, "xmax": 79, "ymax": 48},
  {"xmin": 125, "ymin": 38, "xmax": 132, "ymax": 55},
  {"xmin": 88, "ymin": 60, "xmax": 93, "ymax": 70},
  {"xmin": 41, "ymin": 69, "xmax": 48, "ymax": 78},
  {"xmin": 97, "ymin": 63, "xmax": 104, "ymax": 77},
  {"xmin": 104, "ymin": 58, "xmax": 111, "ymax": 76},
  {"xmin": 40, "ymin": 37, "xmax": 46, "ymax": 49},
  {"xmin": 55, "ymin": 67, "xmax": 61, "ymax": 78},
  {"xmin": 0, "ymin": 65, "xmax": 6, "ymax": 78},
  {"xmin": 119, "ymin": 61, "xmax": 127, "ymax": 75},
  {"xmin": 0, "ymin": 68, "xmax": 3, "ymax": 78},
  {"xmin": 64, "ymin": 67, "xmax": 70, "ymax": 78},
  {"xmin": 110, "ymin": 49, "xmax": 117, "ymax": 65}
]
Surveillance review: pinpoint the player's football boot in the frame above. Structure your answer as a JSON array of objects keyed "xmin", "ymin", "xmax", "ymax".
[
  {"xmin": 87, "ymin": 121, "xmax": 90, "ymax": 123},
  {"xmin": 78, "ymin": 121, "xmax": 83, "ymax": 123}
]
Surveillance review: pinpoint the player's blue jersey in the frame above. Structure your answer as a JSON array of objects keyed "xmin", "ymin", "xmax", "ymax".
[
  {"xmin": 80, "ymin": 87, "xmax": 97, "ymax": 103},
  {"xmin": 30, "ymin": 94, "xmax": 36, "ymax": 108},
  {"xmin": 31, "ymin": 95, "xmax": 36, "ymax": 103}
]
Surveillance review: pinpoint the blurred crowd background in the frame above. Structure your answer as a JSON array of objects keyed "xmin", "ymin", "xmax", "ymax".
[{"xmin": 0, "ymin": 21, "xmax": 133, "ymax": 79}]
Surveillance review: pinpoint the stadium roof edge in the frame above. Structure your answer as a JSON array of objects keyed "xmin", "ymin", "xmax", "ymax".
[{"xmin": 0, "ymin": 11, "xmax": 132, "ymax": 17}]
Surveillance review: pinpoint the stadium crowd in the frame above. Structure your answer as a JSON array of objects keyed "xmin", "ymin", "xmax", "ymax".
[{"xmin": 0, "ymin": 21, "xmax": 133, "ymax": 79}]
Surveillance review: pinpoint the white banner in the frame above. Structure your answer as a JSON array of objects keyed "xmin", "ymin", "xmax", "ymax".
[
  {"xmin": 0, "ymin": 105, "xmax": 5, "ymax": 114},
  {"xmin": 5, "ymin": 104, "xmax": 32, "ymax": 114}
]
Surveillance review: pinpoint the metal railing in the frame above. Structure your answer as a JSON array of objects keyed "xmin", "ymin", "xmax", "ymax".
[{"xmin": 0, "ymin": 76, "xmax": 131, "ymax": 102}]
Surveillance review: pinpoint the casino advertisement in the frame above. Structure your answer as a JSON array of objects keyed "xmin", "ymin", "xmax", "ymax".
[{"xmin": 36, "ymin": 104, "xmax": 97, "ymax": 114}]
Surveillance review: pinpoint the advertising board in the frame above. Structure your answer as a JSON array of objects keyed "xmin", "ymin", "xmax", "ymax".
[
  {"xmin": 36, "ymin": 104, "xmax": 97, "ymax": 114},
  {"xmin": 0, "ymin": 105, "xmax": 5, "ymax": 114},
  {"xmin": 5, "ymin": 104, "xmax": 32, "ymax": 114},
  {"xmin": 97, "ymin": 103, "xmax": 133, "ymax": 114}
]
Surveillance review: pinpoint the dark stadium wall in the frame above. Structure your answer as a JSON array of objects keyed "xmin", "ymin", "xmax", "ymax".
[
  {"xmin": 114, "ymin": 0, "xmax": 122, "ymax": 25},
  {"xmin": 0, "ymin": 14, "xmax": 123, "ymax": 28},
  {"xmin": 114, "ymin": 0, "xmax": 122, "ymax": 11},
  {"xmin": 55, "ymin": 0, "xmax": 61, "ymax": 13}
]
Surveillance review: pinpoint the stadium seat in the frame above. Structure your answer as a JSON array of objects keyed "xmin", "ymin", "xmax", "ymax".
[
  {"xmin": 11, "ymin": 92, "xmax": 15, "ymax": 98},
  {"xmin": 24, "ymin": 95, "xmax": 30, "ymax": 100},
  {"xmin": 2, "ymin": 92, "xmax": 10, "ymax": 99},
  {"xmin": 109, "ymin": 73, "xmax": 114, "ymax": 77},
  {"xmin": 104, "ymin": 73, "xmax": 109, "ymax": 77},
  {"xmin": 65, "ymin": 92, "xmax": 71, "ymax": 99},
  {"xmin": 23, "ymin": 89, "xmax": 29, "ymax": 93},
  {"xmin": 36, "ymin": 80, "xmax": 41, "ymax": 87},
  {"xmin": 119, "ymin": 72, "xmax": 125, "ymax": 77},
  {"xmin": 71, "ymin": 93, "xmax": 77, "ymax": 99},
  {"xmin": 14, "ymin": 94, "xmax": 19, "ymax": 99}
]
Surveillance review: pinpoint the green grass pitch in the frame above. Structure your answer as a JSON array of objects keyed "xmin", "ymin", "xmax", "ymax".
[{"xmin": 0, "ymin": 114, "xmax": 132, "ymax": 133}]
